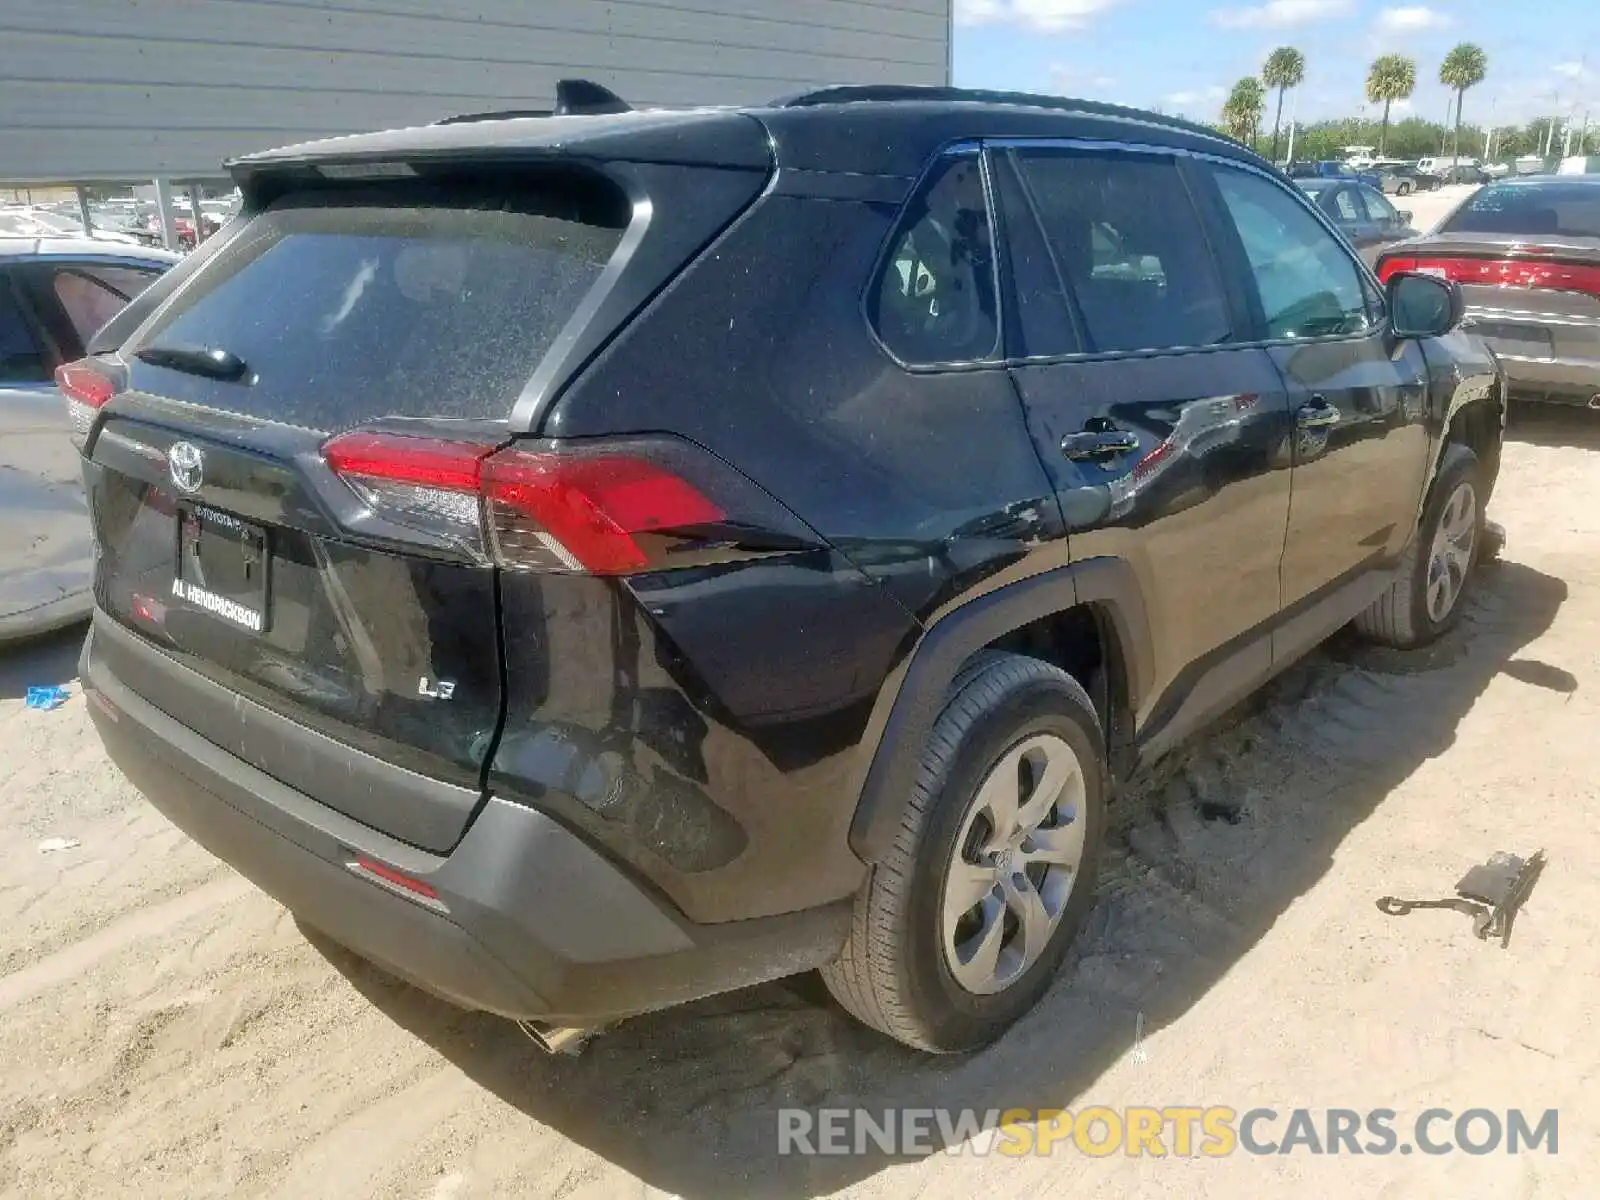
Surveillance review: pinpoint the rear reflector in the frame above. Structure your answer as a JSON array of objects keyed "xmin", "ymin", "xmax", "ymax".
[
  {"xmin": 350, "ymin": 856, "xmax": 441, "ymax": 903},
  {"xmin": 54, "ymin": 361, "xmax": 119, "ymax": 449},
  {"xmin": 321, "ymin": 431, "xmax": 750, "ymax": 575},
  {"xmin": 1378, "ymin": 254, "xmax": 1600, "ymax": 298}
]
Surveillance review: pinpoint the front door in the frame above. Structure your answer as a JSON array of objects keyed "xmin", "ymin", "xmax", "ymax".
[
  {"xmin": 991, "ymin": 144, "xmax": 1296, "ymax": 748},
  {"xmin": 1201, "ymin": 161, "xmax": 1432, "ymax": 629}
]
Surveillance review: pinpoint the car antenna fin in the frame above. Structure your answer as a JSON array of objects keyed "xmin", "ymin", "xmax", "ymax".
[{"xmin": 554, "ymin": 80, "xmax": 631, "ymax": 116}]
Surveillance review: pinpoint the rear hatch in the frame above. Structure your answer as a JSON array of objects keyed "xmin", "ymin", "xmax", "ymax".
[{"xmin": 71, "ymin": 138, "xmax": 770, "ymax": 852}]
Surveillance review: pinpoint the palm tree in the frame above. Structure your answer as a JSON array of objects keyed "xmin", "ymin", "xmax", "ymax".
[
  {"xmin": 1262, "ymin": 47, "xmax": 1305, "ymax": 163},
  {"xmin": 1366, "ymin": 54, "xmax": 1416, "ymax": 156},
  {"xmin": 1440, "ymin": 43, "xmax": 1488, "ymax": 165},
  {"xmin": 1222, "ymin": 77, "xmax": 1266, "ymax": 149}
]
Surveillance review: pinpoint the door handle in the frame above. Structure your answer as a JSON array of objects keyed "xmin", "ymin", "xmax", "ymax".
[
  {"xmin": 1296, "ymin": 398, "xmax": 1341, "ymax": 429},
  {"xmin": 1061, "ymin": 429, "xmax": 1140, "ymax": 461}
]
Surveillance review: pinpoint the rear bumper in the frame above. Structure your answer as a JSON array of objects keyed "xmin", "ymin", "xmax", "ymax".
[
  {"xmin": 82, "ymin": 614, "xmax": 849, "ymax": 1024},
  {"xmin": 1495, "ymin": 353, "xmax": 1600, "ymax": 404}
]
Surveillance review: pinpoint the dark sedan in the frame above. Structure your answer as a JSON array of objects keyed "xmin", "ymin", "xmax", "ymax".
[
  {"xmin": 1376, "ymin": 176, "xmax": 1600, "ymax": 406},
  {"xmin": 1297, "ymin": 178, "xmax": 1419, "ymax": 263}
]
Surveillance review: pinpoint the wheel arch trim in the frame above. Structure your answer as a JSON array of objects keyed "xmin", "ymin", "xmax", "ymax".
[{"xmin": 847, "ymin": 557, "xmax": 1152, "ymax": 864}]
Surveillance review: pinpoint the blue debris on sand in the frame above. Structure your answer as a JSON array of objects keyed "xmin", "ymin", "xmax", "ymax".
[{"xmin": 24, "ymin": 686, "xmax": 69, "ymax": 711}]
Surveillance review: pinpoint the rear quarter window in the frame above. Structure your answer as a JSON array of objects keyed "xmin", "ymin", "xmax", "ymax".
[
  {"xmin": 129, "ymin": 175, "xmax": 628, "ymax": 430},
  {"xmin": 868, "ymin": 154, "xmax": 1000, "ymax": 365}
]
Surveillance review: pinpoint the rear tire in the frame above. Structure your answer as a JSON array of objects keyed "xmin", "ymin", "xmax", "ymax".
[
  {"xmin": 1398, "ymin": 181, "xmax": 1413, "ymax": 196},
  {"xmin": 822, "ymin": 652, "xmax": 1106, "ymax": 1052},
  {"xmin": 1353, "ymin": 444, "xmax": 1482, "ymax": 649}
]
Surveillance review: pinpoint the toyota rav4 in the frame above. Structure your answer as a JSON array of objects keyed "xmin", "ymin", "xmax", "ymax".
[{"xmin": 67, "ymin": 84, "xmax": 1504, "ymax": 1053}]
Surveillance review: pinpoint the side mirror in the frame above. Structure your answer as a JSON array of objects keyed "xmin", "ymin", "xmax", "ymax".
[
  {"xmin": 1396, "ymin": 210, "xmax": 1413, "ymax": 226},
  {"xmin": 1388, "ymin": 271, "xmax": 1465, "ymax": 338}
]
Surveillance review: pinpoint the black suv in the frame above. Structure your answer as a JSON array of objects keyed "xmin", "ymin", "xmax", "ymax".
[{"xmin": 67, "ymin": 84, "xmax": 1504, "ymax": 1054}]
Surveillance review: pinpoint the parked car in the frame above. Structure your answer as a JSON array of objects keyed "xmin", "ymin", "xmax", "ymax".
[
  {"xmin": 1296, "ymin": 178, "xmax": 1421, "ymax": 262},
  {"xmin": 0, "ymin": 206, "xmax": 146, "ymax": 247},
  {"xmin": 1286, "ymin": 159, "xmax": 1385, "ymax": 189},
  {"xmin": 141, "ymin": 211, "xmax": 221, "ymax": 250},
  {"xmin": 1374, "ymin": 163, "xmax": 1441, "ymax": 195},
  {"xmin": 1378, "ymin": 175, "xmax": 1600, "ymax": 406},
  {"xmin": 1441, "ymin": 164, "xmax": 1492, "ymax": 186},
  {"xmin": 1557, "ymin": 156, "xmax": 1600, "ymax": 176},
  {"xmin": 1418, "ymin": 155, "xmax": 1481, "ymax": 177},
  {"xmin": 65, "ymin": 82, "xmax": 1504, "ymax": 1054},
  {"xmin": 0, "ymin": 237, "xmax": 177, "ymax": 640}
]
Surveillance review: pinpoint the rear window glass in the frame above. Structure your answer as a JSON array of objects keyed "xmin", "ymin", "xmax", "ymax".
[
  {"xmin": 130, "ymin": 176, "xmax": 627, "ymax": 429},
  {"xmin": 1441, "ymin": 184, "xmax": 1600, "ymax": 239}
]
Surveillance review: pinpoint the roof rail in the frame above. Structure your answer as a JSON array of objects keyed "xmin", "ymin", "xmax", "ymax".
[
  {"xmin": 774, "ymin": 85, "xmax": 1233, "ymax": 149},
  {"xmin": 435, "ymin": 79, "xmax": 631, "ymax": 126},
  {"xmin": 435, "ymin": 109, "xmax": 552, "ymax": 125}
]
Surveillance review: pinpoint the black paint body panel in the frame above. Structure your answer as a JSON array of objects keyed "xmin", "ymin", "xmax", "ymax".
[{"xmin": 79, "ymin": 95, "xmax": 1506, "ymax": 1025}]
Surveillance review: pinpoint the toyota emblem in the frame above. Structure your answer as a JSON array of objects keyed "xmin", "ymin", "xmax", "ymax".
[{"xmin": 168, "ymin": 441, "xmax": 204, "ymax": 494}]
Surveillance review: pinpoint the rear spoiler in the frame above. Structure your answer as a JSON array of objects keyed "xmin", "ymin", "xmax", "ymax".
[{"xmin": 223, "ymin": 106, "xmax": 770, "ymax": 200}]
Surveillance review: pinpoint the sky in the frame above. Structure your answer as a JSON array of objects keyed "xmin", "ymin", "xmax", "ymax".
[{"xmin": 953, "ymin": 0, "xmax": 1600, "ymax": 131}]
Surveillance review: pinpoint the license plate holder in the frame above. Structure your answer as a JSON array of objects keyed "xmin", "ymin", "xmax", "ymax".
[{"xmin": 172, "ymin": 505, "xmax": 270, "ymax": 633}]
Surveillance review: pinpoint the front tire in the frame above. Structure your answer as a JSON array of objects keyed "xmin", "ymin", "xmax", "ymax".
[
  {"xmin": 821, "ymin": 652, "xmax": 1106, "ymax": 1052},
  {"xmin": 1353, "ymin": 444, "xmax": 1482, "ymax": 648}
]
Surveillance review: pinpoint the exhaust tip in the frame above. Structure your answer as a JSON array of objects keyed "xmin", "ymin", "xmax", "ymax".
[
  {"xmin": 1588, "ymin": 394, "xmax": 1600, "ymax": 410},
  {"xmin": 516, "ymin": 1020, "xmax": 593, "ymax": 1056}
]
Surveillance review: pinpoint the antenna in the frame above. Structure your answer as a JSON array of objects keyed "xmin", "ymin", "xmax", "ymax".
[{"xmin": 553, "ymin": 80, "xmax": 631, "ymax": 116}]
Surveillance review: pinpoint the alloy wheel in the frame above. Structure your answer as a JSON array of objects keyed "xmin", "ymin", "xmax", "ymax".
[
  {"xmin": 941, "ymin": 733, "xmax": 1087, "ymax": 995},
  {"xmin": 1426, "ymin": 480, "xmax": 1477, "ymax": 622}
]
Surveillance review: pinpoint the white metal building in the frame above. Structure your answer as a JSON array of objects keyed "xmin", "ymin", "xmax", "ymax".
[{"xmin": 1, "ymin": 0, "xmax": 952, "ymax": 183}]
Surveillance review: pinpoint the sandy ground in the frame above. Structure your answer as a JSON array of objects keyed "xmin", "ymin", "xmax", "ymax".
[{"xmin": 3, "ymin": 405, "xmax": 1599, "ymax": 1199}]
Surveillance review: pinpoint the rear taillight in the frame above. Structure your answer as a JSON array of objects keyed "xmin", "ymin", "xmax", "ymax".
[
  {"xmin": 1377, "ymin": 254, "xmax": 1600, "ymax": 298},
  {"xmin": 483, "ymin": 452, "xmax": 724, "ymax": 574},
  {"xmin": 321, "ymin": 431, "xmax": 807, "ymax": 574},
  {"xmin": 322, "ymin": 432, "xmax": 491, "ymax": 540},
  {"xmin": 54, "ymin": 361, "xmax": 119, "ymax": 449}
]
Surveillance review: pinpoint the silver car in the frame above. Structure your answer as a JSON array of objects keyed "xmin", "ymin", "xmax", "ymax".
[
  {"xmin": 1374, "ymin": 177, "xmax": 1600, "ymax": 407},
  {"xmin": 1, "ymin": 237, "xmax": 178, "ymax": 640}
]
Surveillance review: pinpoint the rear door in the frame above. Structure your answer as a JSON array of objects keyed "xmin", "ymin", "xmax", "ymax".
[
  {"xmin": 1202, "ymin": 160, "xmax": 1432, "ymax": 624},
  {"xmin": 994, "ymin": 143, "xmax": 1295, "ymax": 746},
  {"xmin": 78, "ymin": 170, "xmax": 643, "ymax": 852},
  {"xmin": 1320, "ymin": 184, "xmax": 1386, "ymax": 257},
  {"xmin": 1353, "ymin": 185, "xmax": 1418, "ymax": 261}
]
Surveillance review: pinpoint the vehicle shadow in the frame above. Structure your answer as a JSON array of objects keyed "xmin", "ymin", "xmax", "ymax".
[
  {"xmin": 0, "ymin": 622, "xmax": 86, "ymax": 700},
  {"xmin": 312, "ymin": 558, "xmax": 1567, "ymax": 1199},
  {"xmin": 1505, "ymin": 403, "xmax": 1600, "ymax": 451}
]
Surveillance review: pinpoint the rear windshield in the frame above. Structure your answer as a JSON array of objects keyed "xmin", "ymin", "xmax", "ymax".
[
  {"xmin": 129, "ymin": 175, "xmax": 627, "ymax": 429},
  {"xmin": 1440, "ymin": 183, "xmax": 1600, "ymax": 239}
]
